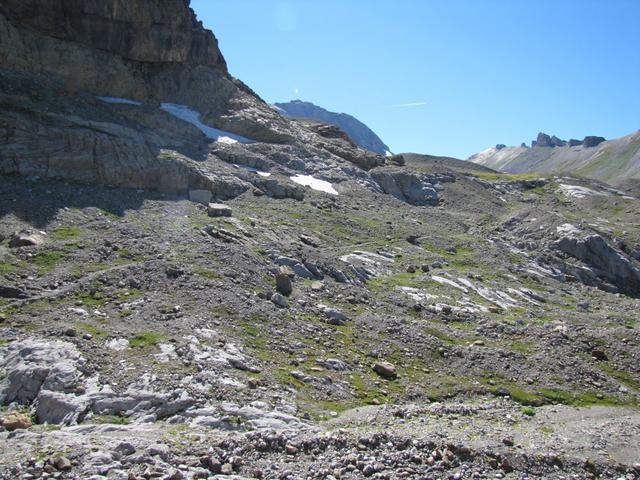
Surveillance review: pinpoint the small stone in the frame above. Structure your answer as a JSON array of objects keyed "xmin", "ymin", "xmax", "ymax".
[
  {"xmin": 200, "ymin": 456, "xmax": 222, "ymax": 473},
  {"xmin": 114, "ymin": 441, "xmax": 136, "ymax": 456},
  {"xmin": 420, "ymin": 264, "xmax": 430, "ymax": 272},
  {"xmin": 406, "ymin": 234, "xmax": 420, "ymax": 245},
  {"xmin": 372, "ymin": 361, "xmax": 397, "ymax": 380},
  {"xmin": 406, "ymin": 265, "xmax": 416, "ymax": 273},
  {"xmin": 285, "ymin": 444, "xmax": 298, "ymax": 455},
  {"xmin": 310, "ymin": 281, "xmax": 324, "ymax": 291},
  {"xmin": 63, "ymin": 328, "xmax": 77, "ymax": 337},
  {"xmin": 220, "ymin": 463, "xmax": 233, "ymax": 475},
  {"xmin": 207, "ymin": 203, "xmax": 232, "ymax": 217},
  {"xmin": 502, "ymin": 437, "xmax": 514, "ymax": 447},
  {"xmin": 53, "ymin": 456, "xmax": 72, "ymax": 472},
  {"xmin": 270, "ymin": 293, "xmax": 288, "ymax": 308}
]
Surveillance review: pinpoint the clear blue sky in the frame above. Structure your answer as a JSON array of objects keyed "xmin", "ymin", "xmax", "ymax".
[{"xmin": 192, "ymin": 0, "xmax": 640, "ymax": 158}]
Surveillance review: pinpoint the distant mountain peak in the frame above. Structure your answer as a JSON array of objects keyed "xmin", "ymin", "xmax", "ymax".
[{"xmin": 274, "ymin": 100, "xmax": 390, "ymax": 155}]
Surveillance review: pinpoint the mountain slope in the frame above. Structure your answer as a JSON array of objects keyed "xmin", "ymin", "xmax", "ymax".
[
  {"xmin": 274, "ymin": 100, "xmax": 390, "ymax": 155},
  {"xmin": 469, "ymin": 131, "xmax": 640, "ymax": 185},
  {"xmin": 1, "ymin": 2, "xmax": 640, "ymax": 479}
]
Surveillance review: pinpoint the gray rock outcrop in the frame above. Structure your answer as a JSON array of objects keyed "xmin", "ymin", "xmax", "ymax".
[{"xmin": 553, "ymin": 234, "xmax": 640, "ymax": 296}]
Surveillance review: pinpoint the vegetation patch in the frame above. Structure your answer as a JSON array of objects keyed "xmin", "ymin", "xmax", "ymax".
[
  {"xmin": 129, "ymin": 331, "xmax": 166, "ymax": 348},
  {"xmin": 50, "ymin": 226, "xmax": 82, "ymax": 241},
  {"xmin": 31, "ymin": 250, "xmax": 65, "ymax": 273}
]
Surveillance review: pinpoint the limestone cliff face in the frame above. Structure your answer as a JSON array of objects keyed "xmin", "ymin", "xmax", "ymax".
[
  {"xmin": 1, "ymin": 0, "xmax": 226, "ymax": 67},
  {"xmin": 0, "ymin": 0, "xmax": 389, "ymax": 198},
  {"xmin": 0, "ymin": 0, "xmax": 233, "ymax": 108}
]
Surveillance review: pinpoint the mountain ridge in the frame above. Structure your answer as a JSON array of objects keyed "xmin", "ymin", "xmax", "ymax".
[
  {"xmin": 274, "ymin": 99, "xmax": 391, "ymax": 155},
  {"xmin": 468, "ymin": 130, "xmax": 640, "ymax": 185}
]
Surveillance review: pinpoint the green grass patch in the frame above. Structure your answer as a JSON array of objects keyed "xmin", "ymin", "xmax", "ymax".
[
  {"xmin": 473, "ymin": 172, "xmax": 548, "ymax": 182},
  {"xmin": 50, "ymin": 226, "xmax": 82, "ymax": 241},
  {"xmin": 91, "ymin": 414, "xmax": 130, "ymax": 425},
  {"xmin": 77, "ymin": 322, "xmax": 107, "ymax": 338},
  {"xmin": 521, "ymin": 406, "xmax": 536, "ymax": 416},
  {"xmin": 31, "ymin": 250, "xmax": 65, "ymax": 273},
  {"xmin": 129, "ymin": 331, "xmax": 165, "ymax": 348},
  {"xmin": 193, "ymin": 266, "xmax": 221, "ymax": 280}
]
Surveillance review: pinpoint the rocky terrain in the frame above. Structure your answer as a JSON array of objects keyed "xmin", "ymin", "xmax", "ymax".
[
  {"xmin": 469, "ymin": 131, "xmax": 640, "ymax": 187},
  {"xmin": 274, "ymin": 101, "xmax": 391, "ymax": 156},
  {"xmin": 1, "ymin": 2, "xmax": 640, "ymax": 479}
]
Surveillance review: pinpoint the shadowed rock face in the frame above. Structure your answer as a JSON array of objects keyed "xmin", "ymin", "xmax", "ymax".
[
  {"xmin": 0, "ymin": 0, "xmax": 400, "ymax": 196},
  {"xmin": 554, "ymin": 234, "xmax": 640, "ymax": 296},
  {"xmin": 1, "ymin": 0, "xmax": 226, "ymax": 68}
]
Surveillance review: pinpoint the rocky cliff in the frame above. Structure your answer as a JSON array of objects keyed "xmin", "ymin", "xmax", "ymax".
[
  {"xmin": 0, "ymin": 0, "xmax": 400, "ymax": 199},
  {"xmin": 274, "ymin": 100, "xmax": 391, "ymax": 155}
]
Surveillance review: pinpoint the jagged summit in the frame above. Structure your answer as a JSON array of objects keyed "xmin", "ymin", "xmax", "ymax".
[{"xmin": 274, "ymin": 100, "xmax": 391, "ymax": 155}]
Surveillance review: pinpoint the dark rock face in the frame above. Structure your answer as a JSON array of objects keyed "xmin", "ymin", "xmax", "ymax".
[
  {"xmin": 569, "ymin": 139, "xmax": 584, "ymax": 147},
  {"xmin": 370, "ymin": 168, "xmax": 455, "ymax": 206},
  {"xmin": 534, "ymin": 133, "xmax": 552, "ymax": 147},
  {"xmin": 495, "ymin": 144, "xmax": 506, "ymax": 150},
  {"xmin": 553, "ymin": 234, "xmax": 640, "ymax": 296},
  {"xmin": 0, "ymin": 0, "xmax": 378, "ymax": 196},
  {"xmin": 533, "ymin": 132, "xmax": 566, "ymax": 148},
  {"xmin": 1, "ymin": 0, "xmax": 226, "ymax": 69},
  {"xmin": 274, "ymin": 100, "xmax": 390, "ymax": 155},
  {"xmin": 583, "ymin": 136, "xmax": 606, "ymax": 148}
]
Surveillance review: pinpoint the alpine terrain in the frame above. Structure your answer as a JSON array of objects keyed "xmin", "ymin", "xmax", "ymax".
[
  {"xmin": 0, "ymin": 2, "xmax": 639, "ymax": 479},
  {"xmin": 469, "ymin": 131, "xmax": 640, "ymax": 187}
]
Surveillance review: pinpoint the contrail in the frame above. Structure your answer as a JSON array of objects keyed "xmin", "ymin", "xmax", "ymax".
[{"xmin": 386, "ymin": 101, "xmax": 428, "ymax": 108}]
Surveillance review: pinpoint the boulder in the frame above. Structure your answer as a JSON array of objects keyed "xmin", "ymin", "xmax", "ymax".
[
  {"xmin": 9, "ymin": 230, "xmax": 44, "ymax": 248},
  {"xmin": 207, "ymin": 203, "xmax": 232, "ymax": 217},
  {"xmin": 275, "ymin": 272, "xmax": 293, "ymax": 296},
  {"xmin": 274, "ymin": 256, "xmax": 316, "ymax": 279},
  {"xmin": 1, "ymin": 412, "xmax": 32, "ymax": 431},
  {"xmin": 317, "ymin": 304, "xmax": 348, "ymax": 325},
  {"xmin": 270, "ymin": 293, "xmax": 288, "ymax": 308},
  {"xmin": 373, "ymin": 361, "xmax": 397, "ymax": 380},
  {"xmin": 35, "ymin": 390, "xmax": 87, "ymax": 425}
]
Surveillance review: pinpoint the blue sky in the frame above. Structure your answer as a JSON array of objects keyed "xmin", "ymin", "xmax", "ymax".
[{"xmin": 192, "ymin": 0, "xmax": 640, "ymax": 158}]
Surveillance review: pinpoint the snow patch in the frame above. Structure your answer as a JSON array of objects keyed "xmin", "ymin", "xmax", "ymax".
[
  {"xmin": 160, "ymin": 103, "xmax": 255, "ymax": 144},
  {"xmin": 385, "ymin": 150, "xmax": 393, "ymax": 157},
  {"xmin": 97, "ymin": 96, "xmax": 142, "ymax": 106},
  {"xmin": 290, "ymin": 174, "xmax": 338, "ymax": 195}
]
